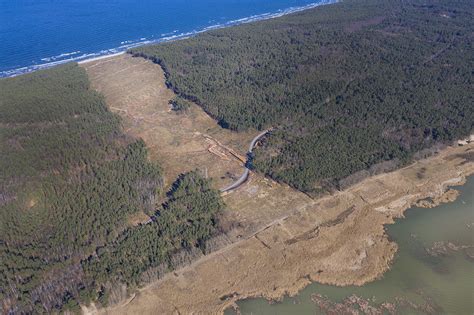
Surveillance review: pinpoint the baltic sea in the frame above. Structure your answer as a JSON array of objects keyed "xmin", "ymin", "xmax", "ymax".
[{"xmin": 0, "ymin": 0, "xmax": 332, "ymax": 77}]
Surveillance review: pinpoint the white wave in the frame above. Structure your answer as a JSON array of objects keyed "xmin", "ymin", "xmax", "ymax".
[
  {"xmin": 1, "ymin": 0, "xmax": 337, "ymax": 78},
  {"xmin": 160, "ymin": 30, "xmax": 179, "ymax": 37},
  {"xmin": 40, "ymin": 50, "xmax": 81, "ymax": 62}
]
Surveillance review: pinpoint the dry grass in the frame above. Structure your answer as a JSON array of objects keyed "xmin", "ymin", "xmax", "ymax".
[
  {"xmin": 82, "ymin": 54, "xmax": 321, "ymax": 233},
  {"xmin": 82, "ymin": 54, "xmax": 256, "ymax": 189},
  {"xmin": 126, "ymin": 211, "xmax": 151, "ymax": 227},
  {"xmin": 93, "ymin": 143, "xmax": 473, "ymax": 315}
]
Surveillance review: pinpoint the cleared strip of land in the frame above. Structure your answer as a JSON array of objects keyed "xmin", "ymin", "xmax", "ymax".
[
  {"xmin": 81, "ymin": 54, "xmax": 474, "ymax": 314},
  {"xmin": 82, "ymin": 54, "xmax": 312, "ymax": 236},
  {"xmin": 82, "ymin": 54, "xmax": 256, "ymax": 190}
]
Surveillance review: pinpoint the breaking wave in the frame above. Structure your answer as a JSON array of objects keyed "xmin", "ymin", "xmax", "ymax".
[{"xmin": 0, "ymin": 0, "xmax": 336, "ymax": 78}]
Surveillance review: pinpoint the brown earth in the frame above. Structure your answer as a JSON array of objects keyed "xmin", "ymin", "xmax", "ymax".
[{"xmin": 80, "ymin": 54, "xmax": 474, "ymax": 315}]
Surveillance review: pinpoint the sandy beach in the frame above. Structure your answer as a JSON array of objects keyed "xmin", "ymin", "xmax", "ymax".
[{"xmin": 78, "ymin": 52, "xmax": 125, "ymax": 65}]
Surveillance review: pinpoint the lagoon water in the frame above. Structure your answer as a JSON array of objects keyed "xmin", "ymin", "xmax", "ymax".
[
  {"xmin": 0, "ymin": 0, "xmax": 333, "ymax": 77},
  {"xmin": 228, "ymin": 176, "xmax": 474, "ymax": 314}
]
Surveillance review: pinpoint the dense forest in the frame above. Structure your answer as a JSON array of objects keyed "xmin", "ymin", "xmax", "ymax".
[
  {"xmin": 0, "ymin": 65, "xmax": 223, "ymax": 313},
  {"xmin": 83, "ymin": 171, "xmax": 223, "ymax": 301},
  {"xmin": 131, "ymin": 0, "xmax": 474, "ymax": 194},
  {"xmin": 2, "ymin": 0, "xmax": 473, "ymax": 312}
]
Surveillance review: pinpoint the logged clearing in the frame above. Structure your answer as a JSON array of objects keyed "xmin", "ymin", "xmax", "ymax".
[
  {"xmin": 82, "ymin": 54, "xmax": 256, "ymax": 189},
  {"xmin": 81, "ymin": 55, "xmax": 474, "ymax": 315},
  {"xmin": 82, "ymin": 54, "xmax": 314, "ymax": 233}
]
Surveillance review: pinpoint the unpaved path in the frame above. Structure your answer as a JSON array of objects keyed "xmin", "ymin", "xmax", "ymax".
[{"xmin": 220, "ymin": 130, "xmax": 270, "ymax": 192}]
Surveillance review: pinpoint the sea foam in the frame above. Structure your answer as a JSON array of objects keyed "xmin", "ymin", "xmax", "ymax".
[{"xmin": 0, "ymin": 0, "xmax": 336, "ymax": 78}]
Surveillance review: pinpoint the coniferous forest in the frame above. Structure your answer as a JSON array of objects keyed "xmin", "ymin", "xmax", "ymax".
[
  {"xmin": 1, "ymin": 0, "xmax": 473, "ymax": 312},
  {"xmin": 131, "ymin": 0, "xmax": 473, "ymax": 194},
  {"xmin": 0, "ymin": 65, "xmax": 223, "ymax": 313}
]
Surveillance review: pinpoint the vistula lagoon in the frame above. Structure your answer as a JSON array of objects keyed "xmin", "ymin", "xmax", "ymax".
[
  {"xmin": 227, "ymin": 176, "xmax": 474, "ymax": 315},
  {"xmin": 0, "ymin": 0, "xmax": 334, "ymax": 77}
]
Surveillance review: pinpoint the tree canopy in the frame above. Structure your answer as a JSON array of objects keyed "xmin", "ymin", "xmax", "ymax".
[
  {"xmin": 0, "ymin": 65, "xmax": 223, "ymax": 313},
  {"xmin": 131, "ymin": 0, "xmax": 473, "ymax": 194}
]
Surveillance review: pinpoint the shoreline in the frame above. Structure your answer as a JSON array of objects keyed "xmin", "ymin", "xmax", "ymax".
[
  {"xmin": 227, "ymin": 173, "xmax": 473, "ymax": 313},
  {"xmin": 0, "ymin": 0, "xmax": 337, "ymax": 79},
  {"xmin": 85, "ymin": 142, "xmax": 473, "ymax": 315},
  {"xmin": 77, "ymin": 52, "xmax": 125, "ymax": 65},
  {"xmin": 236, "ymin": 176, "xmax": 474, "ymax": 314}
]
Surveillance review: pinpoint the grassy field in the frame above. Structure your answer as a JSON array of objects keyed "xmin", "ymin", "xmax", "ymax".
[
  {"xmin": 81, "ymin": 54, "xmax": 316, "ymax": 243},
  {"xmin": 82, "ymin": 54, "xmax": 257, "ymax": 190}
]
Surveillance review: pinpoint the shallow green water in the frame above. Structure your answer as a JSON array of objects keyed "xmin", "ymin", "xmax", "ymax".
[{"xmin": 227, "ymin": 176, "xmax": 474, "ymax": 315}]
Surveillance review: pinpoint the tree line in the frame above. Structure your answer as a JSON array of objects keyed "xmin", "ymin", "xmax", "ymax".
[
  {"xmin": 131, "ymin": 0, "xmax": 473, "ymax": 194},
  {"xmin": 0, "ymin": 65, "xmax": 224, "ymax": 313}
]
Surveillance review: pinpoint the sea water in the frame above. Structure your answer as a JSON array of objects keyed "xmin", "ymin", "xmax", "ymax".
[
  {"xmin": 0, "ymin": 0, "xmax": 334, "ymax": 78},
  {"xmin": 228, "ymin": 176, "xmax": 474, "ymax": 314}
]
